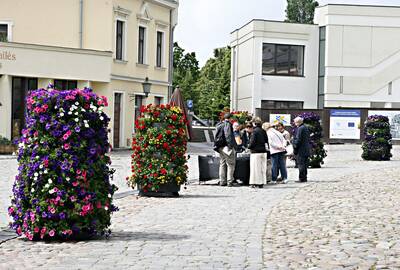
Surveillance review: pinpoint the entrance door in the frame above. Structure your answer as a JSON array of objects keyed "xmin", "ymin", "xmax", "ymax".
[
  {"xmin": 12, "ymin": 77, "xmax": 38, "ymax": 139},
  {"xmin": 113, "ymin": 93, "xmax": 122, "ymax": 148}
]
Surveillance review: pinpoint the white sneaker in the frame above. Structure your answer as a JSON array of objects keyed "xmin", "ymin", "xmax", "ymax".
[
  {"xmin": 270, "ymin": 181, "xmax": 277, "ymax": 185},
  {"xmin": 282, "ymin": 179, "xmax": 289, "ymax": 184}
]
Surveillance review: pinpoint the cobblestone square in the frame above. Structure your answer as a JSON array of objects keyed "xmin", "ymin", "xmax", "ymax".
[{"xmin": 1, "ymin": 144, "xmax": 400, "ymax": 269}]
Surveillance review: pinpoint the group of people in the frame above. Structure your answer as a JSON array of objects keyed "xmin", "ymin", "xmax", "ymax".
[{"xmin": 214, "ymin": 113, "xmax": 311, "ymax": 188}]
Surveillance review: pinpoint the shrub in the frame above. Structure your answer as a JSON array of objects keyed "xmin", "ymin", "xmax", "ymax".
[
  {"xmin": 8, "ymin": 87, "xmax": 118, "ymax": 240},
  {"xmin": 219, "ymin": 109, "xmax": 252, "ymax": 125},
  {"xmin": 362, "ymin": 115, "xmax": 392, "ymax": 161},
  {"xmin": 128, "ymin": 104, "xmax": 188, "ymax": 193},
  {"xmin": 0, "ymin": 135, "xmax": 12, "ymax": 145},
  {"xmin": 292, "ymin": 112, "xmax": 327, "ymax": 168}
]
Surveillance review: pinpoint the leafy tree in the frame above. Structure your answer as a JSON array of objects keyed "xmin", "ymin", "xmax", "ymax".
[
  {"xmin": 173, "ymin": 42, "xmax": 200, "ymax": 113},
  {"xmin": 285, "ymin": 0, "xmax": 319, "ymax": 24},
  {"xmin": 196, "ymin": 47, "xmax": 231, "ymax": 123}
]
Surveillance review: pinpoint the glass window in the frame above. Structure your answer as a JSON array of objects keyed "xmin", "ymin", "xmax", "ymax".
[
  {"xmin": 116, "ymin": 20, "xmax": 124, "ymax": 60},
  {"xmin": 135, "ymin": 95, "xmax": 143, "ymax": 121},
  {"xmin": 138, "ymin": 26, "xmax": 146, "ymax": 64},
  {"xmin": 289, "ymin": 46, "xmax": 304, "ymax": 76},
  {"xmin": 54, "ymin": 80, "xmax": 78, "ymax": 90},
  {"xmin": 262, "ymin": 43, "xmax": 304, "ymax": 76},
  {"xmin": 276, "ymin": 45, "xmax": 290, "ymax": 75},
  {"xmin": 154, "ymin": 96, "xmax": 163, "ymax": 106},
  {"xmin": 0, "ymin": 24, "xmax": 7, "ymax": 42},
  {"xmin": 156, "ymin": 31, "xmax": 163, "ymax": 67},
  {"xmin": 262, "ymin": 44, "xmax": 275, "ymax": 75}
]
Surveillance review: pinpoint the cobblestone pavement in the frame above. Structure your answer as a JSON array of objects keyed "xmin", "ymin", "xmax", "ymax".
[
  {"xmin": 263, "ymin": 152, "xmax": 400, "ymax": 269},
  {"xmin": 0, "ymin": 144, "xmax": 399, "ymax": 269}
]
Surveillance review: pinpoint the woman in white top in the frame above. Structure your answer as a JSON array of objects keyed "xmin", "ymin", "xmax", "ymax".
[{"xmin": 263, "ymin": 123, "xmax": 288, "ymax": 184}]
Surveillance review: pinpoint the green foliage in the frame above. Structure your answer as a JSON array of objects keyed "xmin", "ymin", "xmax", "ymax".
[
  {"xmin": 285, "ymin": 0, "xmax": 319, "ymax": 24},
  {"xmin": 196, "ymin": 47, "xmax": 231, "ymax": 122},
  {"xmin": 173, "ymin": 42, "xmax": 200, "ymax": 113},
  {"xmin": 0, "ymin": 135, "xmax": 12, "ymax": 145}
]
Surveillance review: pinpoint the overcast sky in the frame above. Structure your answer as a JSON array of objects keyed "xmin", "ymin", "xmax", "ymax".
[{"xmin": 174, "ymin": 0, "xmax": 400, "ymax": 66}]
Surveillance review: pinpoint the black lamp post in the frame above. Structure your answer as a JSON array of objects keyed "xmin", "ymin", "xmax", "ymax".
[{"xmin": 142, "ymin": 77, "xmax": 152, "ymax": 98}]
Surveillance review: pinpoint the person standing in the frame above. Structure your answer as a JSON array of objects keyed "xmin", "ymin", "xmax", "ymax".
[
  {"xmin": 214, "ymin": 113, "xmax": 237, "ymax": 187},
  {"xmin": 248, "ymin": 118, "xmax": 268, "ymax": 188},
  {"xmin": 293, "ymin": 117, "xmax": 311, "ymax": 182},
  {"xmin": 264, "ymin": 123, "xmax": 288, "ymax": 184},
  {"xmin": 233, "ymin": 122, "xmax": 245, "ymax": 153}
]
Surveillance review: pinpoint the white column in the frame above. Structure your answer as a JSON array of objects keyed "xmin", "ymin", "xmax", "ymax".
[{"xmin": 0, "ymin": 75, "xmax": 12, "ymax": 139}]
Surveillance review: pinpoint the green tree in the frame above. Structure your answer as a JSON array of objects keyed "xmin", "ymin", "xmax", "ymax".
[
  {"xmin": 285, "ymin": 0, "xmax": 319, "ymax": 24},
  {"xmin": 196, "ymin": 47, "xmax": 231, "ymax": 123},
  {"xmin": 173, "ymin": 42, "xmax": 200, "ymax": 112}
]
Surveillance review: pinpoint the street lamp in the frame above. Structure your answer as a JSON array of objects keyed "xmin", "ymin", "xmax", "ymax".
[{"xmin": 142, "ymin": 77, "xmax": 152, "ymax": 98}]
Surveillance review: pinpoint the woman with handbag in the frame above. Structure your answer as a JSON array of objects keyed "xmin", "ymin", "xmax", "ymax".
[{"xmin": 263, "ymin": 123, "xmax": 288, "ymax": 184}]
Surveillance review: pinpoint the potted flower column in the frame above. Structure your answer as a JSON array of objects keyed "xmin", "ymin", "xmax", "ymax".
[
  {"xmin": 293, "ymin": 112, "xmax": 327, "ymax": 168},
  {"xmin": 362, "ymin": 115, "xmax": 392, "ymax": 161},
  {"xmin": 8, "ymin": 87, "xmax": 118, "ymax": 240},
  {"xmin": 128, "ymin": 104, "xmax": 188, "ymax": 197}
]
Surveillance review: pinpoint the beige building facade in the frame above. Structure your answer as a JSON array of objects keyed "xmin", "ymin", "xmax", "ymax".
[{"xmin": 0, "ymin": 0, "xmax": 178, "ymax": 148}]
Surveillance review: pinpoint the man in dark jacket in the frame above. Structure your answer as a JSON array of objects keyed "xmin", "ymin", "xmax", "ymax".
[
  {"xmin": 217, "ymin": 113, "xmax": 237, "ymax": 186},
  {"xmin": 293, "ymin": 117, "xmax": 311, "ymax": 182}
]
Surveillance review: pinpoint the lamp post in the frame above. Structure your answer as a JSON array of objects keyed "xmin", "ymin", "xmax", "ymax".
[{"xmin": 142, "ymin": 77, "xmax": 152, "ymax": 100}]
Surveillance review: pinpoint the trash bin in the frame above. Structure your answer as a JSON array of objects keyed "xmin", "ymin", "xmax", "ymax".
[
  {"xmin": 234, "ymin": 155, "xmax": 250, "ymax": 185},
  {"xmin": 198, "ymin": 155, "xmax": 220, "ymax": 183}
]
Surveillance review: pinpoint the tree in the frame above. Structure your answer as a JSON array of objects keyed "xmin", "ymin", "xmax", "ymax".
[
  {"xmin": 173, "ymin": 42, "xmax": 200, "ymax": 113},
  {"xmin": 285, "ymin": 0, "xmax": 319, "ymax": 24},
  {"xmin": 196, "ymin": 47, "xmax": 231, "ymax": 123}
]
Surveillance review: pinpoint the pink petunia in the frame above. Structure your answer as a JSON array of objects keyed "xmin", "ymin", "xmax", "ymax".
[{"xmin": 49, "ymin": 230, "xmax": 55, "ymax": 237}]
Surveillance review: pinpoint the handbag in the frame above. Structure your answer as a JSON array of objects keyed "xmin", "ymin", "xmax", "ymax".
[{"xmin": 285, "ymin": 144, "xmax": 294, "ymax": 156}]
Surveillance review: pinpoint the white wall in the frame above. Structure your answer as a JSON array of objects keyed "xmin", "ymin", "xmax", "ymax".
[
  {"xmin": 231, "ymin": 20, "xmax": 319, "ymax": 113},
  {"xmin": 316, "ymin": 4, "xmax": 400, "ymax": 108}
]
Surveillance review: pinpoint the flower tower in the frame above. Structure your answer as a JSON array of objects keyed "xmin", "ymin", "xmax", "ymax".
[
  {"xmin": 8, "ymin": 87, "xmax": 118, "ymax": 240},
  {"xmin": 293, "ymin": 112, "xmax": 327, "ymax": 168},
  {"xmin": 362, "ymin": 115, "xmax": 392, "ymax": 161},
  {"xmin": 129, "ymin": 104, "xmax": 188, "ymax": 197}
]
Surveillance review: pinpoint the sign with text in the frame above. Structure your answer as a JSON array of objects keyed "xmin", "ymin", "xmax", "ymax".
[
  {"xmin": 269, "ymin": 114, "xmax": 291, "ymax": 126},
  {"xmin": 369, "ymin": 110, "xmax": 400, "ymax": 140},
  {"xmin": 330, "ymin": 109, "xmax": 361, "ymax": 139}
]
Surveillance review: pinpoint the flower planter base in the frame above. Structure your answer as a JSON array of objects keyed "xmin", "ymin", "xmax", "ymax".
[{"xmin": 139, "ymin": 182, "xmax": 181, "ymax": 198}]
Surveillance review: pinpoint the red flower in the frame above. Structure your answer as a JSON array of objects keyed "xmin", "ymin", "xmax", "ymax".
[
  {"xmin": 160, "ymin": 168, "xmax": 167, "ymax": 175},
  {"xmin": 171, "ymin": 114, "xmax": 178, "ymax": 121},
  {"xmin": 163, "ymin": 142, "xmax": 169, "ymax": 149},
  {"xmin": 166, "ymin": 130, "xmax": 172, "ymax": 135},
  {"xmin": 157, "ymin": 134, "xmax": 163, "ymax": 140}
]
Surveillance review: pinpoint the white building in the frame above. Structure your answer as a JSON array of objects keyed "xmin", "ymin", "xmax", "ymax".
[{"xmin": 231, "ymin": 4, "xmax": 400, "ymax": 113}]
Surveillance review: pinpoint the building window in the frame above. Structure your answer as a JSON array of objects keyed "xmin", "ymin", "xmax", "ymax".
[
  {"xmin": 116, "ymin": 20, "xmax": 124, "ymax": 60},
  {"xmin": 54, "ymin": 80, "xmax": 78, "ymax": 90},
  {"xmin": 156, "ymin": 31, "xmax": 164, "ymax": 67},
  {"xmin": 138, "ymin": 26, "xmax": 146, "ymax": 64},
  {"xmin": 0, "ymin": 24, "xmax": 8, "ymax": 42},
  {"xmin": 135, "ymin": 95, "xmax": 144, "ymax": 121},
  {"xmin": 262, "ymin": 43, "xmax": 304, "ymax": 76},
  {"xmin": 154, "ymin": 96, "xmax": 163, "ymax": 106},
  {"xmin": 261, "ymin": 100, "xmax": 304, "ymax": 109}
]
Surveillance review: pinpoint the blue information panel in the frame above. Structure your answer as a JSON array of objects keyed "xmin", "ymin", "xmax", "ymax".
[{"xmin": 330, "ymin": 110, "xmax": 361, "ymax": 139}]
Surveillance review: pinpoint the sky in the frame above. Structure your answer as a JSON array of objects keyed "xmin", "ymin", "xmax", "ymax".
[{"xmin": 174, "ymin": 0, "xmax": 400, "ymax": 66}]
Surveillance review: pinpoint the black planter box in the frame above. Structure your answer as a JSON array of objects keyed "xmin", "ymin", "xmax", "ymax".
[
  {"xmin": 138, "ymin": 182, "xmax": 180, "ymax": 197},
  {"xmin": 198, "ymin": 155, "xmax": 250, "ymax": 185}
]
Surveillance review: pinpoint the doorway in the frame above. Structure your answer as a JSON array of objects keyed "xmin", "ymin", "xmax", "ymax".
[{"xmin": 11, "ymin": 77, "xmax": 38, "ymax": 139}]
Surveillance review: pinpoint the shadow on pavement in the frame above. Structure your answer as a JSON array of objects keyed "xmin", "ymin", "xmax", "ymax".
[
  {"xmin": 181, "ymin": 194, "xmax": 233, "ymax": 199},
  {"xmin": 107, "ymin": 231, "xmax": 190, "ymax": 241}
]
